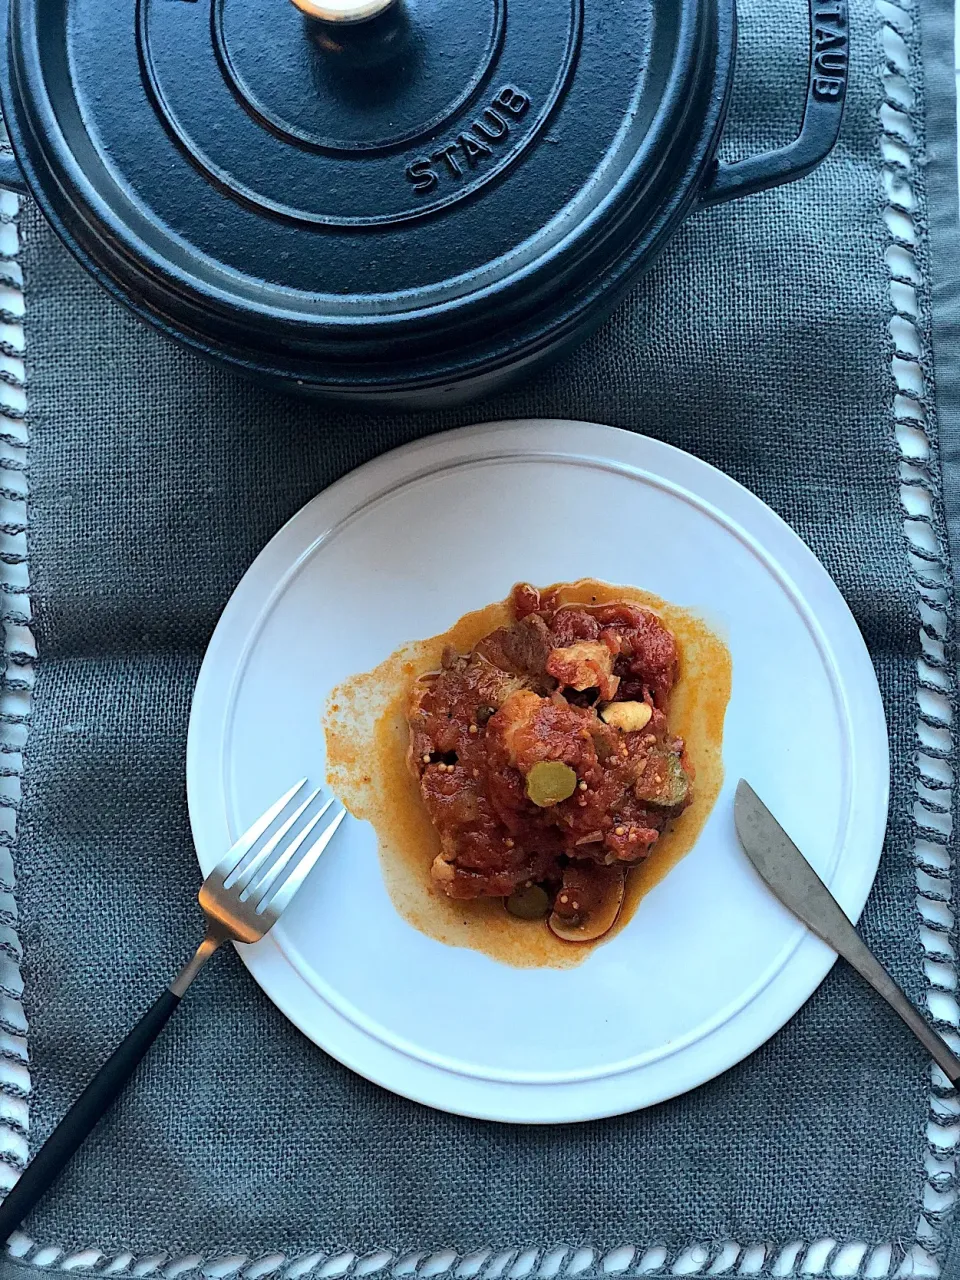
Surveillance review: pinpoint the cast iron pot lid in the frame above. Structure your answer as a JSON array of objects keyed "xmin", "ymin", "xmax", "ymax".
[{"xmin": 0, "ymin": 0, "xmax": 847, "ymax": 387}]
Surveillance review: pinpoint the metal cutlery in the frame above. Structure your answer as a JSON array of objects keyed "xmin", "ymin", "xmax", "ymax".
[
  {"xmin": 0, "ymin": 779, "xmax": 346, "ymax": 1239},
  {"xmin": 735, "ymin": 778, "xmax": 960, "ymax": 1087}
]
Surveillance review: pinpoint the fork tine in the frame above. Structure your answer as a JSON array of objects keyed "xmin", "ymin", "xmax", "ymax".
[
  {"xmin": 243, "ymin": 794, "xmax": 335, "ymax": 901},
  {"xmin": 230, "ymin": 788, "xmax": 322, "ymax": 895},
  {"xmin": 213, "ymin": 778, "xmax": 307, "ymax": 881},
  {"xmin": 256, "ymin": 805, "xmax": 347, "ymax": 919}
]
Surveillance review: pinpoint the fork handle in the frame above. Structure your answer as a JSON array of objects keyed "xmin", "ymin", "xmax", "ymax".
[{"xmin": 0, "ymin": 988, "xmax": 181, "ymax": 1240}]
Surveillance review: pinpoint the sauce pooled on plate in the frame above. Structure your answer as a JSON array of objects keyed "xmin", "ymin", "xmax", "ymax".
[{"xmin": 325, "ymin": 580, "xmax": 731, "ymax": 969}]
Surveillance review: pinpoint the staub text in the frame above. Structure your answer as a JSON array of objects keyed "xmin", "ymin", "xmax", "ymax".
[
  {"xmin": 405, "ymin": 87, "xmax": 531, "ymax": 194},
  {"xmin": 811, "ymin": 3, "xmax": 848, "ymax": 101}
]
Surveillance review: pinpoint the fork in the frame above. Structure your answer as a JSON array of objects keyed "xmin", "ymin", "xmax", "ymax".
[{"xmin": 0, "ymin": 779, "xmax": 346, "ymax": 1239}]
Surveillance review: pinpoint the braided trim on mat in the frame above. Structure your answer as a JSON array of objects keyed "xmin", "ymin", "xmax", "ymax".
[
  {"xmin": 0, "ymin": 187, "xmax": 31, "ymax": 1230},
  {"xmin": 877, "ymin": 1, "xmax": 960, "ymax": 1276},
  {"xmin": 0, "ymin": 0, "xmax": 956, "ymax": 1274},
  {"xmin": 0, "ymin": 1238, "xmax": 922, "ymax": 1279}
]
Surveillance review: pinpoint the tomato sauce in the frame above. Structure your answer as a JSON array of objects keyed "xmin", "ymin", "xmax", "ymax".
[{"xmin": 324, "ymin": 580, "xmax": 731, "ymax": 969}]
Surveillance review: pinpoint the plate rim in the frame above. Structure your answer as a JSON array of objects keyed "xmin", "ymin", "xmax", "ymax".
[{"xmin": 186, "ymin": 418, "xmax": 890, "ymax": 1123}]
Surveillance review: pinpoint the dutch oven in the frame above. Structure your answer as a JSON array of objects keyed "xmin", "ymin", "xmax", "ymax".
[{"xmin": 0, "ymin": 0, "xmax": 848, "ymax": 407}]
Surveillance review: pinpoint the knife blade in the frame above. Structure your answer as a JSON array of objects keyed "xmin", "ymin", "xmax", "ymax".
[
  {"xmin": 734, "ymin": 778, "xmax": 858, "ymax": 947},
  {"xmin": 734, "ymin": 778, "xmax": 960, "ymax": 1087}
]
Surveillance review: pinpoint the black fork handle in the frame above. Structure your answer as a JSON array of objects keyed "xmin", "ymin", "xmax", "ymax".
[{"xmin": 0, "ymin": 989, "xmax": 181, "ymax": 1240}]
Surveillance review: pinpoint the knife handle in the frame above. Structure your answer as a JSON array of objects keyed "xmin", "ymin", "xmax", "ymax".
[{"xmin": 823, "ymin": 912, "xmax": 960, "ymax": 1087}]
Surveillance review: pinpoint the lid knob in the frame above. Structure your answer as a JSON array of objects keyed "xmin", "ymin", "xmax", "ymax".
[{"xmin": 290, "ymin": 0, "xmax": 396, "ymax": 21}]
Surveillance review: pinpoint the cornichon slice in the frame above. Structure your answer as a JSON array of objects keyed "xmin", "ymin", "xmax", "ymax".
[
  {"xmin": 505, "ymin": 885, "xmax": 551, "ymax": 919},
  {"xmin": 526, "ymin": 760, "xmax": 577, "ymax": 807},
  {"xmin": 641, "ymin": 752, "xmax": 689, "ymax": 808}
]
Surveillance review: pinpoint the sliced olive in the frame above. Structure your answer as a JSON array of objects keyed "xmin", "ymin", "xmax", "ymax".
[
  {"xmin": 505, "ymin": 884, "xmax": 551, "ymax": 920},
  {"xmin": 525, "ymin": 760, "xmax": 577, "ymax": 807},
  {"xmin": 548, "ymin": 874, "xmax": 625, "ymax": 942}
]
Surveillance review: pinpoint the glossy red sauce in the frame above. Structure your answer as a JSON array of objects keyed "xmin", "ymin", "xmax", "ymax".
[
  {"xmin": 406, "ymin": 585, "xmax": 693, "ymax": 926},
  {"xmin": 325, "ymin": 580, "xmax": 732, "ymax": 969}
]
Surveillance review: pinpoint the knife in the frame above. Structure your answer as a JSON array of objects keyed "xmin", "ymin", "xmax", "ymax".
[{"xmin": 734, "ymin": 778, "xmax": 960, "ymax": 1087}]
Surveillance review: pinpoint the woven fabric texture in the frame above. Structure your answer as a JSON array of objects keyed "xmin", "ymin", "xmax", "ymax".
[{"xmin": 4, "ymin": 0, "xmax": 957, "ymax": 1272}]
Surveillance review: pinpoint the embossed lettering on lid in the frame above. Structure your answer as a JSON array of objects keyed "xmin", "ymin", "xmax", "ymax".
[
  {"xmin": 143, "ymin": 0, "xmax": 581, "ymax": 229},
  {"xmin": 18, "ymin": 0, "xmax": 682, "ymax": 311},
  {"xmin": 3, "ymin": 0, "xmax": 740, "ymax": 402}
]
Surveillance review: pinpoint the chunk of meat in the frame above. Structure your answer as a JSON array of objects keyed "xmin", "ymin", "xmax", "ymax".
[
  {"xmin": 512, "ymin": 582, "xmax": 542, "ymax": 619},
  {"xmin": 407, "ymin": 583, "xmax": 693, "ymax": 905},
  {"xmin": 546, "ymin": 640, "xmax": 620, "ymax": 701},
  {"xmin": 406, "ymin": 652, "xmax": 530, "ymax": 767},
  {"xmin": 594, "ymin": 603, "xmax": 679, "ymax": 707},
  {"xmin": 474, "ymin": 614, "xmax": 553, "ymax": 681},
  {"xmin": 487, "ymin": 690, "xmax": 600, "ymax": 777},
  {"xmin": 550, "ymin": 609, "xmax": 600, "ymax": 646}
]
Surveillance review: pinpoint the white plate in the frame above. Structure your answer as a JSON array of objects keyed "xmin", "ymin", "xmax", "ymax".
[{"xmin": 187, "ymin": 420, "xmax": 889, "ymax": 1124}]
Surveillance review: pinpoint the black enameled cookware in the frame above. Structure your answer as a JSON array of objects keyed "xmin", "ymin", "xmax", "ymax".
[{"xmin": 0, "ymin": 0, "xmax": 848, "ymax": 406}]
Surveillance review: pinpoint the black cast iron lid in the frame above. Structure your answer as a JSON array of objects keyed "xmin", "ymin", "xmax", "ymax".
[{"xmin": 4, "ymin": 0, "xmax": 731, "ymax": 369}]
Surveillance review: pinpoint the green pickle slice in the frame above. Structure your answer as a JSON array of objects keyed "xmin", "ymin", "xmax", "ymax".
[
  {"xmin": 525, "ymin": 760, "xmax": 577, "ymax": 807},
  {"xmin": 635, "ymin": 750, "xmax": 689, "ymax": 808},
  {"xmin": 505, "ymin": 884, "xmax": 551, "ymax": 919},
  {"xmin": 652, "ymin": 754, "xmax": 689, "ymax": 808}
]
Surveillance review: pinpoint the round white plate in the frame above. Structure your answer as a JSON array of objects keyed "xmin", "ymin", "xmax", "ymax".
[{"xmin": 187, "ymin": 420, "xmax": 889, "ymax": 1124}]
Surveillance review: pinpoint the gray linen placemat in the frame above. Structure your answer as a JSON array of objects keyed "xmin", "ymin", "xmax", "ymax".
[
  {"xmin": 918, "ymin": 0, "xmax": 960, "ymax": 1275},
  {"xmin": 0, "ymin": 0, "xmax": 957, "ymax": 1275}
]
